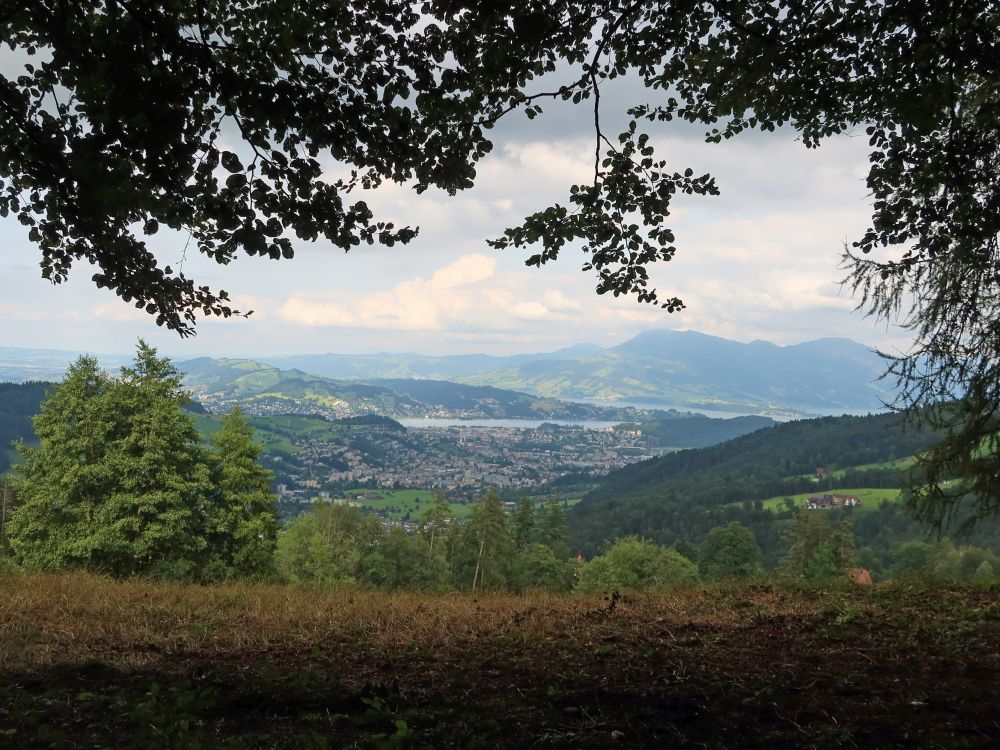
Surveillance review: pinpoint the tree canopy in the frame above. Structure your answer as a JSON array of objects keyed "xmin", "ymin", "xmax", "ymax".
[
  {"xmin": 2, "ymin": 2, "xmax": 997, "ymax": 523},
  {"xmin": 2, "ymin": 2, "xmax": 994, "ymax": 330},
  {"xmin": 8, "ymin": 342, "xmax": 278, "ymax": 578}
]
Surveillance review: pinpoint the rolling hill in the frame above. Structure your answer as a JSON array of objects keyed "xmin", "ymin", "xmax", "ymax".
[
  {"xmin": 569, "ymin": 411, "xmax": 942, "ymax": 555},
  {"xmin": 178, "ymin": 357, "xmax": 425, "ymax": 418},
  {"xmin": 178, "ymin": 357, "xmax": 666, "ymax": 421}
]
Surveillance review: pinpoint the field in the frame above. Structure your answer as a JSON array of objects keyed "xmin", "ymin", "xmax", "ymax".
[
  {"xmin": 192, "ymin": 413, "xmax": 342, "ymax": 456},
  {"xmin": 749, "ymin": 487, "xmax": 904, "ymax": 512},
  {"xmin": 344, "ymin": 488, "xmax": 475, "ymax": 521},
  {"xmin": 2, "ymin": 573, "xmax": 998, "ymax": 748}
]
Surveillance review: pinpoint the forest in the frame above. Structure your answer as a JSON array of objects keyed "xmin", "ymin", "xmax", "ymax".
[{"xmin": 0, "ymin": 381, "xmax": 49, "ymax": 474}]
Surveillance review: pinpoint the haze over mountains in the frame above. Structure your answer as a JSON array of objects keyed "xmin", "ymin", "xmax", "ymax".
[
  {"xmin": 0, "ymin": 330, "xmax": 892, "ymax": 417},
  {"xmin": 263, "ymin": 330, "xmax": 891, "ymax": 416}
]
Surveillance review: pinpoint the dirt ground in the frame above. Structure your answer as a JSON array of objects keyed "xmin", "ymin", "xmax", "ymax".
[{"xmin": 2, "ymin": 574, "xmax": 998, "ymax": 748}]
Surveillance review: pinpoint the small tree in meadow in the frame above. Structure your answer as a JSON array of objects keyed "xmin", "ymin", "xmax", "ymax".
[
  {"xmin": 698, "ymin": 522, "xmax": 762, "ymax": 581},
  {"xmin": 576, "ymin": 537, "xmax": 698, "ymax": 593}
]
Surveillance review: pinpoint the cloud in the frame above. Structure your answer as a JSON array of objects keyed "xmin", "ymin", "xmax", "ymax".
[
  {"xmin": 543, "ymin": 289, "xmax": 580, "ymax": 312},
  {"xmin": 430, "ymin": 253, "xmax": 497, "ymax": 288},
  {"xmin": 279, "ymin": 253, "xmax": 503, "ymax": 331},
  {"xmin": 92, "ymin": 301, "xmax": 150, "ymax": 322},
  {"xmin": 278, "ymin": 297, "xmax": 356, "ymax": 327}
]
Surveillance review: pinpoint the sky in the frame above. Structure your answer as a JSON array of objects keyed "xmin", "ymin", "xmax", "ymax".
[{"xmin": 0, "ymin": 70, "xmax": 911, "ymax": 361}]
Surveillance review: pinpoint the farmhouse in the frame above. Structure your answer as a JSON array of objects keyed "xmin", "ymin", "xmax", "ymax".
[{"xmin": 805, "ymin": 493, "xmax": 861, "ymax": 509}]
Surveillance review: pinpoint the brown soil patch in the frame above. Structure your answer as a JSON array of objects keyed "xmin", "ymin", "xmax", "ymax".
[{"xmin": 2, "ymin": 574, "xmax": 998, "ymax": 748}]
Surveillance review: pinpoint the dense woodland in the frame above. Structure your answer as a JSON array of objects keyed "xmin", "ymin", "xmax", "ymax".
[
  {"xmin": 615, "ymin": 414, "xmax": 776, "ymax": 449},
  {"xmin": 0, "ymin": 381, "xmax": 50, "ymax": 473}
]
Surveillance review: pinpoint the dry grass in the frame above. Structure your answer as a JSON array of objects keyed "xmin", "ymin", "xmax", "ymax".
[
  {"xmin": 2, "ymin": 573, "xmax": 999, "ymax": 748},
  {"xmin": 1, "ymin": 572, "xmax": 839, "ymax": 669}
]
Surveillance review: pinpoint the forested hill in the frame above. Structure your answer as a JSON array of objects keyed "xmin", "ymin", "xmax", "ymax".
[
  {"xmin": 615, "ymin": 414, "xmax": 775, "ymax": 449},
  {"xmin": 571, "ymin": 412, "xmax": 941, "ymax": 554},
  {"xmin": 0, "ymin": 382, "xmax": 52, "ymax": 473}
]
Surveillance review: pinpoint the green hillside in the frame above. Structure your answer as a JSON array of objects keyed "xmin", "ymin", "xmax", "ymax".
[
  {"xmin": 179, "ymin": 358, "xmax": 425, "ymax": 418},
  {"xmin": 178, "ymin": 357, "xmax": 664, "ymax": 421},
  {"xmin": 570, "ymin": 411, "xmax": 942, "ymax": 556},
  {"xmin": 615, "ymin": 413, "xmax": 775, "ymax": 449},
  {"xmin": 0, "ymin": 381, "xmax": 52, "ymax": 473}
]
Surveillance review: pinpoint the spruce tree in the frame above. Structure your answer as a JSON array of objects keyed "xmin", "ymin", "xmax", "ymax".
[
  {"xmin": 9, "ymin": 342, "xmax": 224, "ymax": 578},
  {"xmin": 206, "ymin": 407, "xmax": 278, "ymax": 579},
  {"xmin": 780, "ymin": 513, "xmax": 833, "ymax": 579},
  {"xmin": 829, "ymin": 519, "xmax": 859, "ymax": 572},
  {"xmin": 537, "ymin": 497, "xmax": 570, "ymax": 559},
  {"xmin": 8, "ymin": 357, "xmax": 114, "ymax": 570},
  {"xmin": 511, "ymin": 495, "xmax": 535, "ymax": 550},
  {"xmin": 91, "ymin": 342, "xmax": 211, "ymax": 577}
]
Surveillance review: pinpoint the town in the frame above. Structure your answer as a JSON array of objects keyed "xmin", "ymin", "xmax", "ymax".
[{"xmin": 267, "ymin": 420, "xmax": 663, "ymax": 510}]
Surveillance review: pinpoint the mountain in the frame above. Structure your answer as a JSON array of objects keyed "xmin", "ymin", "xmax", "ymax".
[
  {"xmin": 259, "ymin": 343, "xmax": 603, "ymax": 381},
  {"xmin": 177, "ymin": 358, "xmax": 658, "ymax": 421},
  {"xmin": 178, "ymin": 358, "xmax": 426, "ymax": 418},
  {"xmin": 0, "ymin": 330, "xmax": 893, "ymax": 417},
  {"xmin": 458, "ymin": 330, "xmax": 891, "ymax": 416}
]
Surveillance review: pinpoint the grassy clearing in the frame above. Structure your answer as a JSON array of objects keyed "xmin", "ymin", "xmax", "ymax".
[
  {"xmin": 749, "ymin": 487, "xmax": 904, "ymax": 511},
  {"xmin": 785, "ymin": 456, "xmax": 915, "ymax": 482},
  {"xmin": 344, "ymin": 488, "xmax": 474, "ymax": 521},
  {"xmin": 1, "ymin": 572, "xmax": 998, "ymax": 748}
]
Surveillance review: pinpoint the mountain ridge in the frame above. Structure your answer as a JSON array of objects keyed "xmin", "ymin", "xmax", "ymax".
[{"xmin": 0, "ymin": 330, "xmax": 892, "ymax": 417}]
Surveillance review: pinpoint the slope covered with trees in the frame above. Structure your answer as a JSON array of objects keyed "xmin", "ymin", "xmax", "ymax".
[
  {"xmin": 0, "ymin": 381, "xmax": 51, "ymax": 474},
  {"xmin": 571, "ymin": 412, "xmax": 943, "ymax": 556}
]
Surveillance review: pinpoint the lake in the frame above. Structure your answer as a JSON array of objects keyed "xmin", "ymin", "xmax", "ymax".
[{"xmin": 397, "ymin": 418, "xmax": 623, "ymax": 430}]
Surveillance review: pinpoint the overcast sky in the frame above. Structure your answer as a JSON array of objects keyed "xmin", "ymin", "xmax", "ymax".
[{"xmin": 0, "ymin": 72, "xmax": 911, "ymax": 360}]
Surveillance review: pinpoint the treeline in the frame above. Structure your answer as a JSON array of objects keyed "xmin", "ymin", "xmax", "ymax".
[
  {"xmin": 276, "ymin": 498, "xmax": 1000, "ymax": 590},
  {"xmin": 0, "ymin": 381, "xmax": 51, "ymax": 473},
  {"xmin": 278, "ymin": 491, "xmax": 579, "ymax": 591}
]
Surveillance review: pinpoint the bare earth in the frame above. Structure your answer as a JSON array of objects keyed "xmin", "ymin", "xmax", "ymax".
[{"xmin": 2, "ymin": 574, "xmax": 998, "ymax": 748}]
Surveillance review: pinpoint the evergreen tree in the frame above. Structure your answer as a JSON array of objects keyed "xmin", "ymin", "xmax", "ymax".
[
  {"xmin": 537, "ymin": 497, "xmax": 570, "ymax": 558},
  {"xmin": 804, "ymin": 539, "xmax": 839, "ymax": 583},
  {"xmin": 828, "ymin": 519, "xmax": 859, "ymax": 572},
  {"xmin": 512, "ymin": 495, "xmax": 535, "ymax": 550},
  {"xmin": 8, "ymin": 356, "xmax": 115, "ymax": 570},
  {"xmin": 206, "ymin": 407, "xmax": 278, "ymax": 579},
  {"xmin": 455, "ymin": 489, "xmax": 513, "ymax": 591},
  {"xmin": 91, "ymin": 342, "xmax": 211, "ymax": 577},
  {"xmin": 780, "ymin": 513, "xmax": 834, "ymax": 578},
  {"xmin": 9, "ymin": 342, "xmax": 276, "ymax": 580}
]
